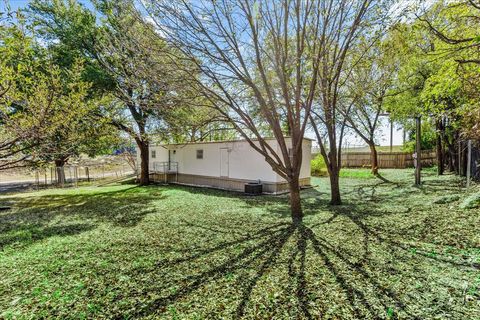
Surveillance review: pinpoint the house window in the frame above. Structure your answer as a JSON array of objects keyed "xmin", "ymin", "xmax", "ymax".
[
  {"xmin": 196, "ymin": 149, "xmax": 203, "ymax": 159},
  {"xmin": 151, "ymin": 150, "xmax": 156, "ymax": 159}
]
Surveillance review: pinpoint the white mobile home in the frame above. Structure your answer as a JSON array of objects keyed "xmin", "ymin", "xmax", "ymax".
[{"xmin": 137, "ymin": 137, "xmax": 312, "ymax": 194}]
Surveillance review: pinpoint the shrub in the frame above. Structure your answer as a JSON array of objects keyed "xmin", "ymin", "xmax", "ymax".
[
  {"xmin": 311, "ymin": 154, "xmax": 327, "ymax": 176},
  {"xmin": 432, "ymin": 195, "xmax": 460, "ymax": 204},
  {"xmin": 459, "ymin": 193, "xmax": 480, "ymax": 209}
]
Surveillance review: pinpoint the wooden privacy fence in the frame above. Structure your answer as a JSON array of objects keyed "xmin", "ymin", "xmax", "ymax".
[{"xmin": 341, "ymin": 150, "xmax": 437, "ymax": 169}]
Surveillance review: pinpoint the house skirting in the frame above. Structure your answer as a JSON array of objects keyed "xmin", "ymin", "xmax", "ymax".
[{"xmin": 150, "ymin": 172, "xmax": 310, "ymax": 194}]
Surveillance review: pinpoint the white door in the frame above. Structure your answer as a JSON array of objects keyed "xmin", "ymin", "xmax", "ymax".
[
  {"xmin": 170, "ymin": 150, "xmax": 176, "ymax": 163},
  {"xmin": 169, "ymin": 150, "xmax": 177, "ymax": 171},
  {"xmin": 220, "ymin": 148, "xmax": 229, "ymax": 177}
]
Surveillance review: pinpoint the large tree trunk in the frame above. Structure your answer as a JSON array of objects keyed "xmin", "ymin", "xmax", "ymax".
[
  {"xmin": 137, "ymin": 139, "xmax": 150, "ymax": 186},
  {"xmin": 447, "ymin": 142, "xmax": 457, "ymax": 173},
  {"xmin": 436, "ymin": 134, "xmax": 444, "ymax": 175},
  {"xmin": 328, "ymin": 159, "xmax": 342, "ymax": 206},
  {"xmin": 289, "ymin": 178, "xmax": 303, "ymax": 224},
  {"xmin": 310, "ymin": 115, "xmax": 343, "ymax": 206},
  {"xmin": 54, "ymin": 158, "xmax": 66, "ymax": 186},
  {"xmin": 329, "ymin": 168, "xmax": 341, "ymax": 205},
  {"xmin": 461, "ymin": 141, "xmax": 468, "ymax": 176},
  {"xmin": 368, "ymin": 142, "xmax": 379, "ymax": 175}
]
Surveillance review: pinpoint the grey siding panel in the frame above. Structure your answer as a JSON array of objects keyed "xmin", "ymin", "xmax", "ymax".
[{"xmin": 150, "ymin": 173, "xmax": 310, "ymax": 194}]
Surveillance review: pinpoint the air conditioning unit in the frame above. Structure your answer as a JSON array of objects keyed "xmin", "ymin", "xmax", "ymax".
[{"xmin": 245, "ymin": 182, "xmax": 262, "ymax": 195}]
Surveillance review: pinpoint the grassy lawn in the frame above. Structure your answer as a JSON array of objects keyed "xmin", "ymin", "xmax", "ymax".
[{"xmin": 0, "ymin": 170, "xmax": 479, "ymax": 319}]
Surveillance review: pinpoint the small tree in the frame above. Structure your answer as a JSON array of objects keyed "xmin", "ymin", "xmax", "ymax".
[
  {"xmin": 309, "ymin": 0, "xmax": 383, "ymax": 204},
  {"xmin": 340, "ymin": 38, "xmax": 398, "ymax": 176},
  {"xmin": 31, "ymin": 62, "xmax": 120, "ymax": 184}
]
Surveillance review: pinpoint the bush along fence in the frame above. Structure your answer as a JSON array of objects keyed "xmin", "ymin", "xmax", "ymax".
[{"xmin": 340, "ymin": 150, "xmax": 437, "ymax": 169}]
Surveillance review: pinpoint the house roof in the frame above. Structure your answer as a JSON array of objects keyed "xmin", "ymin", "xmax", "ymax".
[{"xmin": 150, "ymin": 137, "xmax": 314, "ymax": 148}]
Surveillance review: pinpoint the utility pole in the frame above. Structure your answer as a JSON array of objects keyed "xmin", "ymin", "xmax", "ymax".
[{"xmin": 415, "ymin": 116, "xmax": 422, "ymax": 185}]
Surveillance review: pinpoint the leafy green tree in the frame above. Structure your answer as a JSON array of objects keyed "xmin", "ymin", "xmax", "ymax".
[
  {"xmin": 28, "ymin": 0, "xmax": 114, "ymax": 94},
  {"xmin": 0, "ymin": 24, "xmax": 38, "ymax": 169},
  {"xmin": 417, "ymin": 0, "xmax": 480, "ymax": 154},
  {"xmin": 418, "ymin": 0, "xmax": 480, "ymax": 65},
  {"xmin": 28, "ymin": 60, "xmax": 120, "ymax": 184},
  {"xmin": 384, "ymin": 20, "xmax": 463, "ymax": 174},
  {"xmin": 29, "ymin": 0, "xmax": 210, "ymax": 185},
  {"xmin": 0, "ymin": 21, "xmax": 116, "ymax": 174}
]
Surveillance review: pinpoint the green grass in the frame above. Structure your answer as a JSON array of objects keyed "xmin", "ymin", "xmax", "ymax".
[
  {"xmin": 0, "ymin": 170, "xmax": 479, "ymax": 319},
  {"xmin": 339, "ymin": 168, "xmax": 375, "ymax": 179}
]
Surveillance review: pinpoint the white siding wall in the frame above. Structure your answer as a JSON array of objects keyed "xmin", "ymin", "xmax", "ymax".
[
  {"xmin": 171, "ymin": 140, "xmax": 278, "ymax": 182},
  {"xmin": 273, "ymin": 138, "xmax": 312, "ymax": 182},
  {"xmin": 138, "ymin": 138, "xmax": 312, "ymax": 183},
  {"xmin": 152, "ymin": 147, "xmax": 169, "ymax": 171},
  {"xmin": 301, "ymin": 139, "xmax": 312, "ymax": 179}
]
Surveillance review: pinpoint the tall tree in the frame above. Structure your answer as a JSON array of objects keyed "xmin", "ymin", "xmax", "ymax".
[
  {"xmin": 418, "ymin": 0, "xmax": 480, "ymax": 65},
  {"xmin": 146, "ymin": 0, "xmax": 329, "ymax": 222},
  {"xmin": 28, "ymin": 0, "xmax": 198, "ymax": 185},
  {"xmin": 418, "ymin": 0, "xmax": 480, "ymax": 143},
  {"xmin": 385, "ymin": 18, "xmax": 469, "ymax": 175},
  {"xmin": 0, "ymin": 23, "xmax": 44, "ymax": 169},
  {"xmin": 309, "ymin": 0, "xmax": 386, "ymax": 204},
  {"xmin": 0, "ymin": 22, "xmax": 112, "ymax": 172},
  {"xmin": 29, "ymin": 61, "xmax": 120, "ymax": 183}
]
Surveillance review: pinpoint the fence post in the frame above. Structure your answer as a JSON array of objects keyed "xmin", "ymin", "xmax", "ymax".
[{"xmin": 86, "ymin": 167, "xmax": 90, "ymax": 182}]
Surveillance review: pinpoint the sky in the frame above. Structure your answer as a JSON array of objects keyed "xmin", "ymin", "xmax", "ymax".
[
  {"xmin": 1, "ymin": 0, "xmax": 92, "ymax": 13},
  {"xmin": 2, "ymin": 0, "xmax": 406, "ymax": 148},
  {"xmin": 2, "ymin": 0, "xmax": 29, "ymax": 11}
]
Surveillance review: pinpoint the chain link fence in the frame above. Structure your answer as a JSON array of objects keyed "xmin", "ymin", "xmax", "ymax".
[{"xmin": 0, "ymin": 157, "xmax": 136, "ymax": 192}]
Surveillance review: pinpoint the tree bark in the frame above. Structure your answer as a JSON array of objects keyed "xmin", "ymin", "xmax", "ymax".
[
  {"xmin": 447, "ymin": 142, "xmax": 456, "ymax": 173},
  {"xmin": 137, "ymin": 139, "xmax": 149, "ymax": 186},
  {"xmin": 368, "ymin": 142, "xmax": 379, "ymax": 175},
  {"xmin": 54, "ymin": 158, "xmax": 66, "ymax": 186},
  {"xmin": 289, "ymin": 178, "xmax": 303, "ymax": 224},
  {"xmin": 329, "ymin": 168, "xmax": 341, "ymax": 205},
  {"xmin": 436, "ymin": 120, "xmax": 444, "ymax": 175}
]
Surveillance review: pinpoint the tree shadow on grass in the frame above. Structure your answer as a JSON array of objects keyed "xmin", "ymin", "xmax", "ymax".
[
  {"xmin": 124, "ymin": 182, "xmax": 478, "ymax": 318},
  {"xmin": 0, "ymin": 184, "xmax": 162, "ymax": 250},
  {"xmin": 130, "ymin": 222, "xmax": 296, "ymax": 318},
  {"xmin": 0, "ymin": 223, "xmax": 95, "ymax": 250},
  {"xmin": 127, "ymin": 220, "xmax": 424, "ymax": 319}
]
